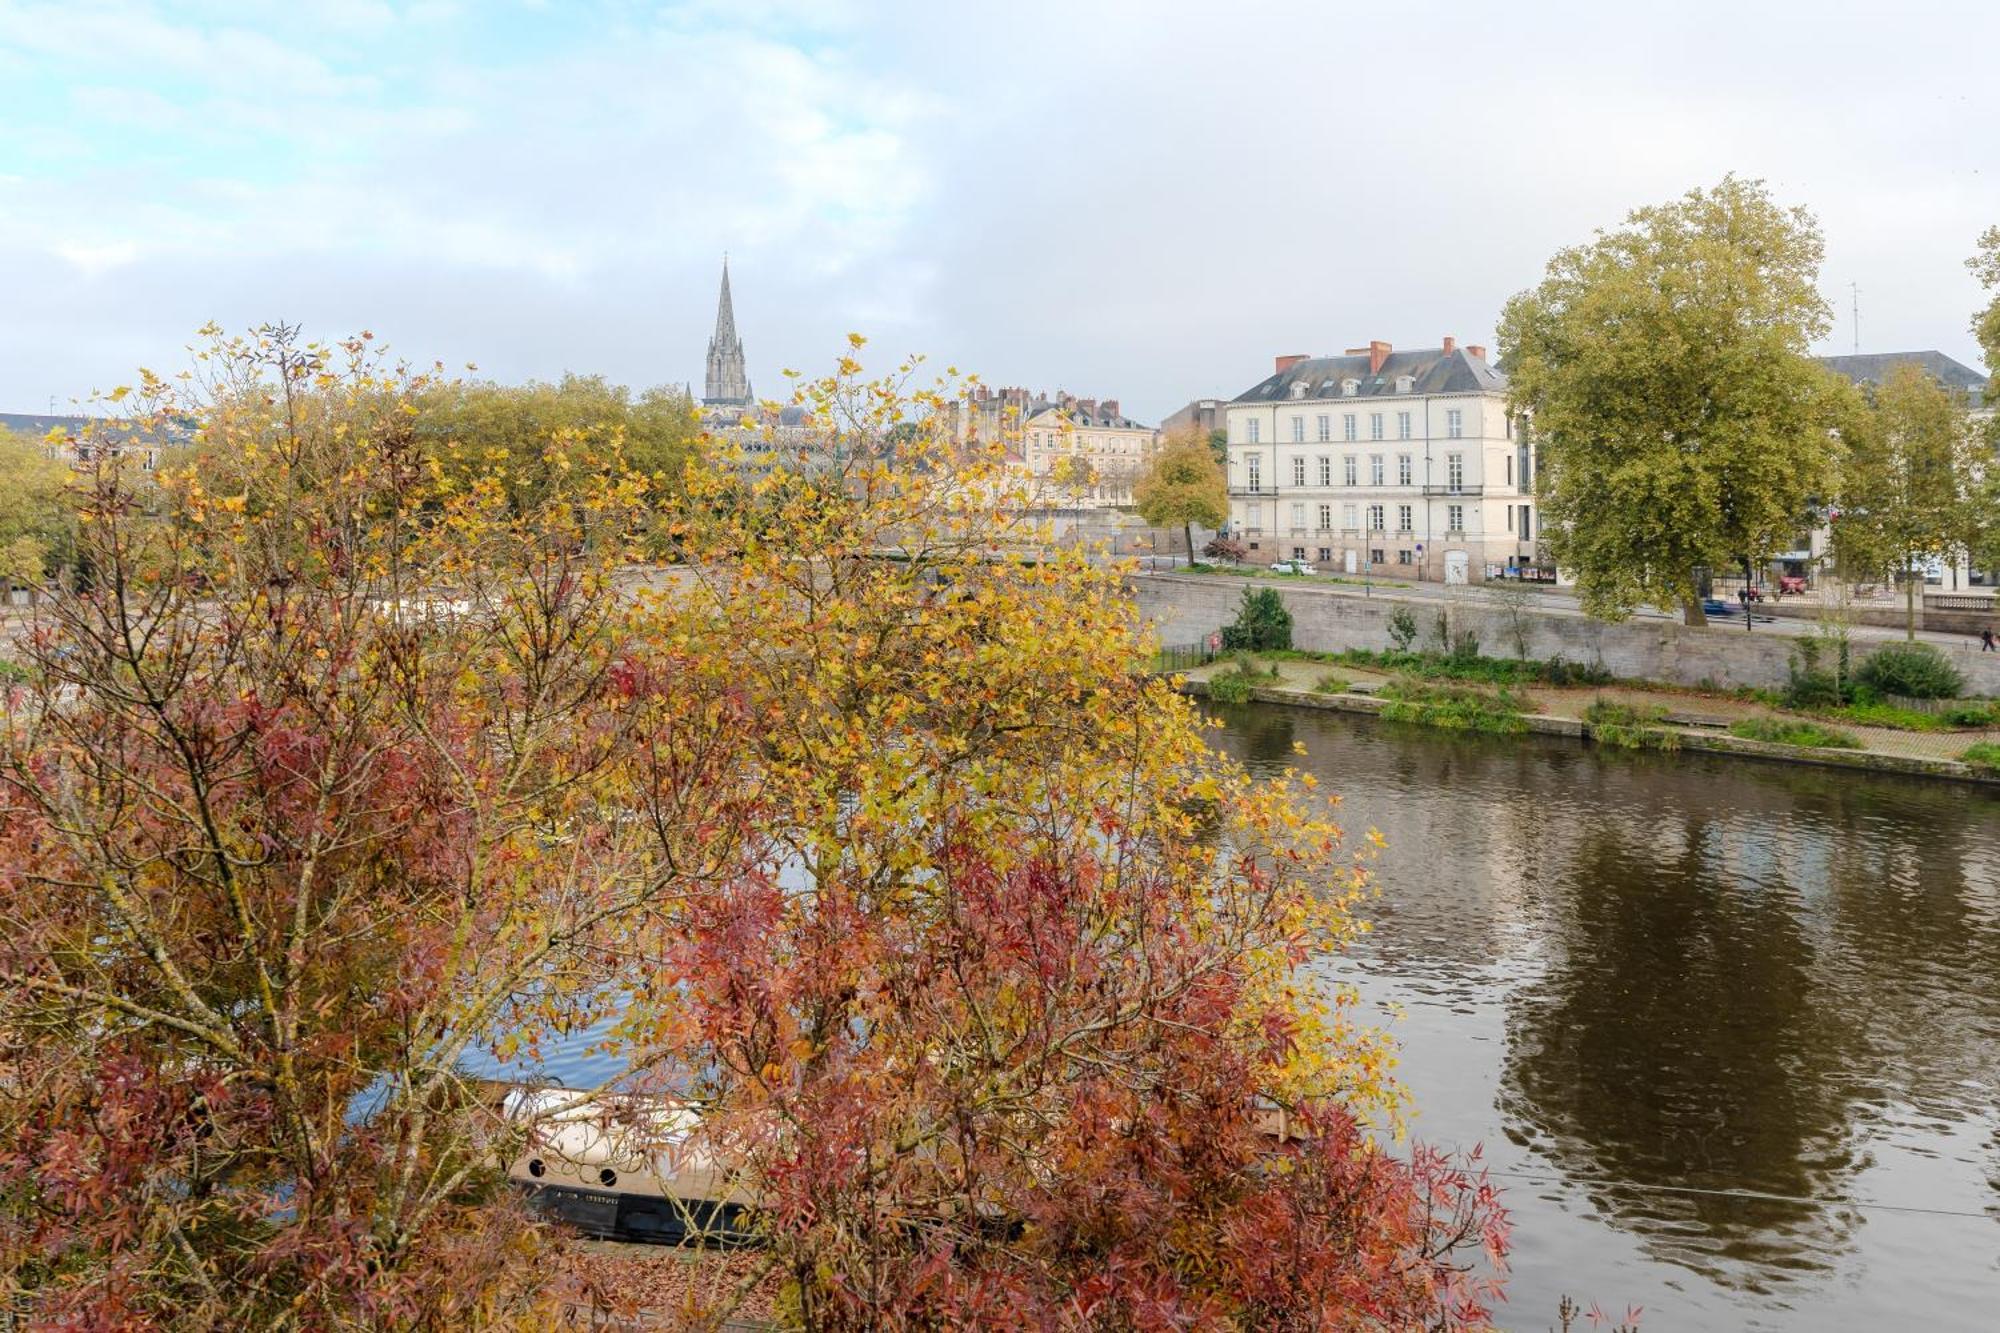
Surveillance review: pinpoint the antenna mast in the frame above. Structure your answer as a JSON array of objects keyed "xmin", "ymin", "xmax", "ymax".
[{"xmin": 1850, "ymin": 282, "xmax": 1860, "ymax": 354}]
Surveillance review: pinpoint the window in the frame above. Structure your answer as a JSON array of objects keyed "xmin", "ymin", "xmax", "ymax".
[
  {"xmin": 1342, "ymin": 503, "xmax": 1357, "ymax": 529},
  {"xmin": 1395, "ymin": 375, "xmax": 1415, "ymax": 394},
  {"xmin": 1448, "ymin": 503, "xmax": 1464, "ymax": 533},
  {"xmin": 1317, "ymin": 455, "xmax": 1332, "ymax": 486},
  {"xmin": 1318, "ymin": 547, "xmax": 1332, "ymax": 562},
  {"xmin": 1505, "ymin": 454, "xmax": 1513, "ymax": 486},
  {"xmin": 1291, "ymin": 502, "xmax": 1307, "ymax": 529},
  {"xmin": 1369, "ymin": 413, "xmax": 1383, "ymax": 440},
  {"xmin": 1506, "ymin": 414, "xmax": 1515, "ymax": 439},
  {"xmin": 1369, "ymin": 455, "xmax": 1384, "ymax": 486},
  {"xmin": 1367, "ymin": 504, "xmax": 1385, "ymax": 531},
  {"xmin": 1248, "ymin": 419, "xmax": 1261, "ymax": 443},
  {"xmin": 1397, "ymin": 454, "xmax": 1412, "ymax": 486},
  {"xmin": 1292, "ymin": 456, "xmax": 1306, "ymax": 486},
  {"xmin": 1247, "ymin": 456, "xmax": 1261, "ymax": 490},
  {"xmin": 1506, "ymin": 506, "xmax": 1515, "ymax": 533},
  {"xmin": 1447, "ymin": 453, "xmax": 1464, "ymax": 490},
  {"xmin": 1343, "ymin": 414, "xmax": 1357, "ymax": 442},
  {"xmin": 1447, "ymin": 409, "xmax": 1463, "ymax": 439},
  {"xmin": 1369, "ymin": 548, "xmax": 1385, "ymax": 565},
  {"xmin": 1342, "ymin": 379, "xmax": 1359, "ymax": 396},
  {"xmin": 1291, "ymin": 416, "xmax": 1305, "ymax": 443},
  {"xmin": 1397, "ymin": 549, "xmax": 1413, "ymax": 565},
  {"xmin": 1397, "ymin": 504, "xmax": 1412, "ymax": 532},
  {"xmin": 1316, "ymin": 414, "xmax": 1331, "ymax": 442},
  {"xmin": 1398, "ymin": 411, "xmax": 1412, "ymax": 440},
  {"xmin": 1521, "ymin": 505, "xmax": 1533, "ymax": 540},
  {"xmin": 1317, "ymin": 503, "xmax": 1332, "ymax": 530},
  {"xmin": 1343, "ymin": 455, "xmax": 1357, "ymax": 486},
  {"xmin": 1293, "ymin": 546, "xmax": 1306, "ymax": 559}
]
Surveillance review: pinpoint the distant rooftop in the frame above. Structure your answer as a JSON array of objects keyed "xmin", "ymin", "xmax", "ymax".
[
  {"xmin": 1232, "ymin": 342, "xmax": 1504, "ymax": 404},
  {"xmin": 1817, "ymin": 350, "xmax": 1988, "ymax": 396}
]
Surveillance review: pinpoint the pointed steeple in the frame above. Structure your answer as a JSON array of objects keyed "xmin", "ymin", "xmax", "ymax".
[{"xmin": 703, "ymin": 256, "xmax": 752, "ymax": 407}]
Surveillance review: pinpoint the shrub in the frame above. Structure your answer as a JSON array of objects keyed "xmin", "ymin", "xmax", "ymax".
[
  {"xmin": 1386, "ymin": 607, "xmax": 1418, "ymax": 653},
  {"xmin": 1448, "ymin": 626, "xmax": 1481, "ymax": 663},
  {"xmin": 1583, "ymin": 699, "xmax": 1680, "ymax": 751},
  {"xmin": 1542, "ymin": 653, "xmax": 1613, "ymax": 687},
  {"xmin": 1855, "ymin": 642, "xmax": 1963, "ymax": 700},
  {"xmin": 1942, "ymin": 702, "xmax": 1997, "ymax": 728},
  {"xmin": 1782, "ymin": 637, "xmax": 1850, "ymax": 709},
  {"xmin": 1376, "ymin": 677, "xmax": 1527, "ymax": 734},
  {"xmin": 1728, "ymin": 717, "xmax": 1862, "ymax": 749},
  {"xmin": 1312, "ymin": 673, "xmax": 1354, "ymax": 695},
  {"xmin": 1202, "ymin": 535, "xmax": 1247, "ymax": 564},
  {"xmin": 1205, "ymin": 671, "xmax": 1253, "ymax": 704},
  {"xmin": 1961, "ymin": 741, "xmax": 2000, "ymax": 775},
  {"xmin": 1220, "ymin": 586, "xmax": 1293, "ymax": 652},
  {"xmin": 0, "ymin": 657, "xmax": 29, "ymax": 684}
]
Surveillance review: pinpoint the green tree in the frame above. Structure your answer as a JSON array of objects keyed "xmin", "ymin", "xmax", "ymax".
[
  {"xmin": 416, "ymin": 373, "xmax": 698, "ymax": 510},
  {"xmin": 0, "ymin": 427, "xmax": 76, "ymax": 589},
  {"xmin": 1134, "ymin": 430, "xmax": 1228, "ymax": 562},
  {"xmin": 1498, "ymin": 176, "xmax": 1841, "ymax": 625},
  {"xmin": 1970, "ymin": 226, "xmax": 2000, "ymax": 401},
  {"xmin": 1220, "ymin": 584, "xmax": 1293, "ymax": 651},
  {"xmin": 1831, "ymin": 363, "xmax": 1981, "ymax": 637}
]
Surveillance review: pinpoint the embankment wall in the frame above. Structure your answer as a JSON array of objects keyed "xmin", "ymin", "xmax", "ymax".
[{"xmin": 1131, "ymin": 575, "xmax": 2000, "ymax": 695}]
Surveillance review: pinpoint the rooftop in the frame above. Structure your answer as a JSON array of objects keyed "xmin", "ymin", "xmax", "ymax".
[
  {"xmin": 1816, "ymin": 350, "xmax": 1989, "ymax": 396},
  {"xmin": 1231, "ymin": 343, "xmax": 1505, "ymax": 404}
]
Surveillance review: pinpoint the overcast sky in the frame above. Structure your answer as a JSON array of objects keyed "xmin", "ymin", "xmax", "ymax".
[{"xmin": 2, "ymin": 0, "xmax": 1995, "ymax": 423}]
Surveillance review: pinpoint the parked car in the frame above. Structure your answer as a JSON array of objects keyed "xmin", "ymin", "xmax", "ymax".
[
  {"xmin": 1700, "ymin": 597, "xmax": 1733, "ymax": 617},
  {"xmin": 1268, "ymin": 560, "xmax": 1316, "ymax": 576}
]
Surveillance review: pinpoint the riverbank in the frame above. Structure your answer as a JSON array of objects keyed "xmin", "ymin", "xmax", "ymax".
[{"xmin": 1173, "ymin": 658, "xmax": 2000, "ymax": 787}]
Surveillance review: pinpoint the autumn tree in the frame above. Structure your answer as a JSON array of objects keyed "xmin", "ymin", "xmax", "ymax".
[
  {"xmin": 619, "ymin": 341, "xmax": 1505, "ymax": 1326},
  {"xmin": 1, "ymin": 329, "xmax": 1508, "ymax": 1329},
  {"xmin": 1831, "ymin": 364, "xmax": 1982, "ymax": 637},
  {"xmin": 1136, "ymin": 429, "xmax": 1228, "ymax": 563},
  {"xmin": 1499, "ymin": 176, "xmax": 1842, "ymax": 624},
  {"xmin": 0, "ymin": 426, "xmax": 76, "ymax": 592},
  {"xmin": 0, "ymin": 328, "xmax": 746, "ymax": 1327}
]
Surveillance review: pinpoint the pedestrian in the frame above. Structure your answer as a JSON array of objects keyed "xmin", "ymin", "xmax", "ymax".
[{"xmin": 1982, "ymin": 627, "xmax": 1997, "ymax": 653}]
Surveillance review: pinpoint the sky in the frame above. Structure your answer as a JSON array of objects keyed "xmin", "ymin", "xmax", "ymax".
[{"xmin": 1, "ymin": 0, "xmax": 1996, "ymax": 423}]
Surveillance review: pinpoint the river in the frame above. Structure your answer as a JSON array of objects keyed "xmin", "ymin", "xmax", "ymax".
[{"xmin": 1207, "ymin": 701, "xmax": 2000, "ymax": 1331}]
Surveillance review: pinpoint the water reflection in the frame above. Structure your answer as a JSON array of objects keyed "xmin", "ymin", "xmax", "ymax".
[{"xmin": 1205, "ymin": 704, "xmax": 2000, "ymax": 1328}]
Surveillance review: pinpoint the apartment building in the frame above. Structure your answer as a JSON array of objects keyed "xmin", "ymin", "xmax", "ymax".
[
  {"xmin": 954, "ymin": 385, "xmax": 1158, "ymax": 509},
  {"xmin": 1223, "ymin": 338, "xmax": 1539, "ymax": 583}
]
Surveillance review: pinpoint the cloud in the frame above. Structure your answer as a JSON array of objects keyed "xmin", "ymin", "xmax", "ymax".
[{"xmin": 0, "ymin": 0, "xmax": 1995, "ymax": 419}]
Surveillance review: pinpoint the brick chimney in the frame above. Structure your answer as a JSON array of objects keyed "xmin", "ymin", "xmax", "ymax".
[
  {"xmin": 1076, "ymin": 397, "xmax": 1098, "ymax": 419},
  {"xmin": 1275, "ymin": 353, "xmax": 1308, "ymax": 374},
  {"xmin": 1465, "ymin": 345, "xmax": 1487, "ymax": 361},
  {"xmin": 1343, "ymin": 341, "xmax": 1393, "ymax": 375},
  {"xmin": 1441, "ymin": 336, "xmax": 1456, "ymax": 355},
  {"xmin": 1100, "ymin": 399, "xmax": 1120, "ymax": 419}
]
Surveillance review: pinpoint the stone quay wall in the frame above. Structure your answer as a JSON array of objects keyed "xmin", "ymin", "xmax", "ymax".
[{"xmin": 1131, "ymin": 574, "xmax": 2000, "ymax": 696}]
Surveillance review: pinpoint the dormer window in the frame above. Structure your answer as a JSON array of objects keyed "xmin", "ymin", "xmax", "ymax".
[
  {"xmin": 1289, "ymin": 380, "xmax": 1309, "ymax": 400},
  {"xmin": 1395, "ymin": 375, "xmax": 1415, "ymax": 394},
  {"xmin": 1341, "ymin": 379, "xmax": 1359, "ymax": 397}
]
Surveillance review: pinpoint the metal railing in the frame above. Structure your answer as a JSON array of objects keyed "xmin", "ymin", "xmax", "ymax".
[{"xmin": 1150, "ymin": 642, "xmax": 1220, "ymax": 674}]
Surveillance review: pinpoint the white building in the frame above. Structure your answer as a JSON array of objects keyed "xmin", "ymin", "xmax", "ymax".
[{"xmin": 1223, "ymin": 338, "xmax": 1539, "ymax": 584}]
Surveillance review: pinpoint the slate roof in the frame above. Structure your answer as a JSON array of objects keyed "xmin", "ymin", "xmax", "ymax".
[
  {"xmin": 1816, "ymin": 351, "xmax": 1988, "ymax": 397},
  {"xmin": 1230, "ymin": 347, "xmax": 1505, "ymax": 405},
  {"xmin": 0, "ymin": 412, "xmax": 93, "ymax": 437},
  {"xmin": 1027, "ymin": 404, "xmax": 1151, "ymax": 431}
]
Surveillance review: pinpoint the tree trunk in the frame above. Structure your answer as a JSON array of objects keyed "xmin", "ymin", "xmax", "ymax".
[
  {"xmin": 1905, "ymin": 566, "xmax": 1917, "ymax": 641},
  {"xmin": 1683, "ymin": 598, "xmax": 1707, "ymax": 627},
  {"xmin": 1184, "ymin": 520, "xmax": 1195, "ymax": 568}
]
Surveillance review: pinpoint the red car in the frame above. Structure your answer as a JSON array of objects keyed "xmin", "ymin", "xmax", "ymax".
[{"xmin": 1778, "ymin": 575, "xmax": 1807, "ymax": 595}]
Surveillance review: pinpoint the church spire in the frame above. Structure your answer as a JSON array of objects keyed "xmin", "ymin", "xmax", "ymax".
[{"xmin": 703, "ymin": 256, "xmax": 752, "ymax": 407}]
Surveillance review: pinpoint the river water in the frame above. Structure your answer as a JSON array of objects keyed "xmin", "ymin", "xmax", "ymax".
[{"xmin": 1207, "ymin": 702, "xmax": 2000, "ymax": 1331}]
